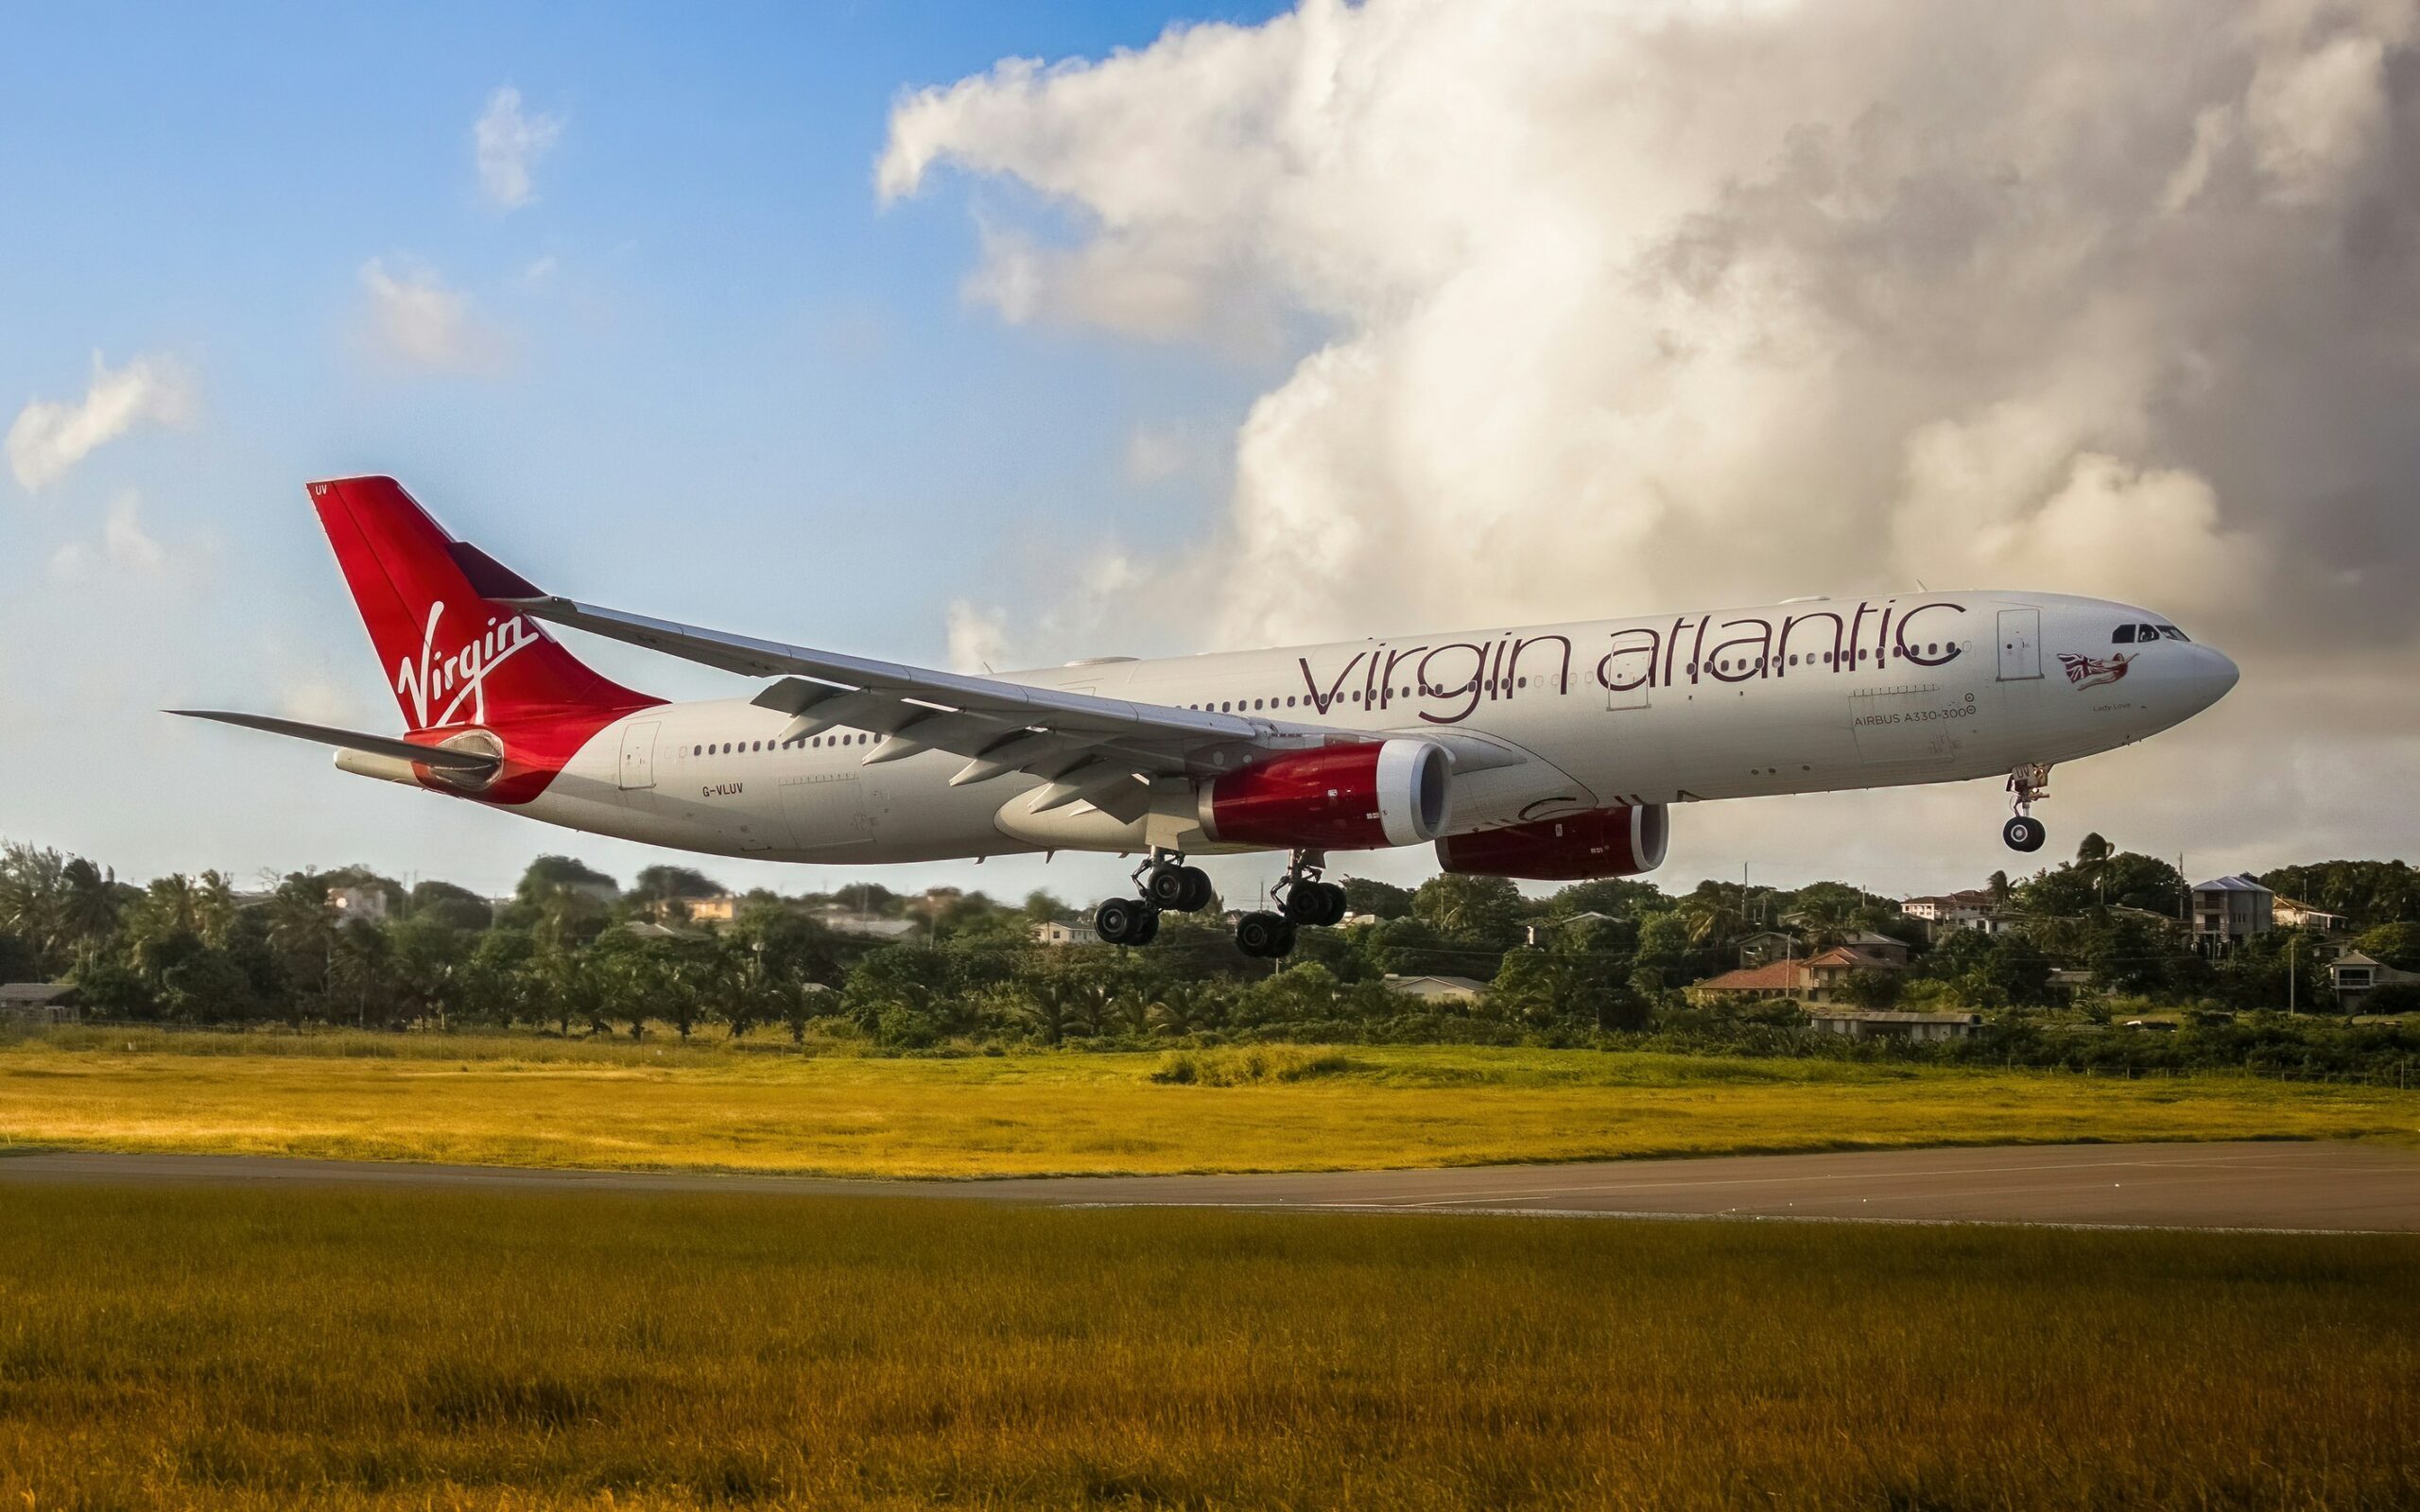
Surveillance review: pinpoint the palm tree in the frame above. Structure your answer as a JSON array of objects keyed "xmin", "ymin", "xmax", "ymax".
[
  {"xmin": 266, "ymin": 877, "xmax": 337, "ymax": 1014},
  {"xmin": 57, "ymin": 857, "xmax": 121, "ymax": 970},
  {"xmin": 194, "ymin": 869, "xmax": 238, "ymax": 947},
  {"xmin": 1682, "ymin": 895, "xmax": 1744, "ymax": 948},
  {"xmin": 0, "ymin": 842, "xmax": 69, "ymax": 962}
]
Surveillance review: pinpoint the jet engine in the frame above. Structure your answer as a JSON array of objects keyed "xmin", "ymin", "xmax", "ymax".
[
  {"xmin": 1198, "ymin": 739, "xmax": 1452, "ymax": 850},
  {"xmin": 1434, "ymin": 802, "xmax": 1668, "ymax": 880}
]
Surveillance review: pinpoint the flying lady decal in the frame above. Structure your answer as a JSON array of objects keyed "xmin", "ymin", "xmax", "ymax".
[{"xmin": 2057, "ymin": 650, "xmax": 2132, "ymax": 690}]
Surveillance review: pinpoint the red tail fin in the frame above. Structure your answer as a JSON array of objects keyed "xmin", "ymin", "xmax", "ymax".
[{"xmin": 310, "ymin": 476, "xmax": 652, "ymax": 731}]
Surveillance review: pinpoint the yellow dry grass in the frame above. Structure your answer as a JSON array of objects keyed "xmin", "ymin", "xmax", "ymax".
[
  {"xmin": 0, "ymin": 1184, "xmax": 2412, "ymax": 1509},
  {"xmin": 2, "ymin": 1032, "xmax": 2411, "ymax": 1177}
]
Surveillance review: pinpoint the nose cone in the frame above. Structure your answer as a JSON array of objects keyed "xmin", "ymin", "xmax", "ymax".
[{"xmin": 2186, "ymin": 645, "xmax": 2239, "ymax": 713}]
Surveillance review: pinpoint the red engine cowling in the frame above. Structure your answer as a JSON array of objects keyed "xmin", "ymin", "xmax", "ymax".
[
  {"xmin": 1199, "ymin": 739, "xmax": 1452, "ymax": 850},
  {"xmin": 1433, "ymin": 803, "xmax": 1669, "ymax": 880}
]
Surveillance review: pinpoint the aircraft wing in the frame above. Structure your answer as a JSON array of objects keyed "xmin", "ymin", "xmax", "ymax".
[{"xmin": 507, "ymin": 594, "xmax": 1519, "ymax": 819}]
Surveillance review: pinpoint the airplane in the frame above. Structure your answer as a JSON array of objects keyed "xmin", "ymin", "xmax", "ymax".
[{"xmin": 176, "ymin": 477, "xmax": 2239, "ymax": 958}]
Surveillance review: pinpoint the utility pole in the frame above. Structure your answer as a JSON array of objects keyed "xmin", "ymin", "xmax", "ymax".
[{"xmin": 2288, "ymin": 932, "xmax": 2296, "ymax": 1018}]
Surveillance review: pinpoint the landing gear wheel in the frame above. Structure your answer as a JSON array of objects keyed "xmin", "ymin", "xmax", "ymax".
[
  {"xmin": 1315, "ymin": 882, "xmax": 1348, "ymax": 925},
  {"xmin": 1236, "ymin": 910, "xmax": 1294, "ymax": 959},
  {"xmin": 2002, "ymin": 816, "xmax": 2047, "ymax": 853},
  {"xmin": 1145, "ymin": 864, "xmax": 1191, "ymax": 910},
  {"xmin": 1095, "ymin": 897, "xmax": 1158, "ymax": 947},
  {"xmin": 1281, "ymin": 882, "xmax": 1329, "ymax": 925},
  {"xmin": 1139, "ymin": 857, "xmax": 1216, "ymax": 914}
]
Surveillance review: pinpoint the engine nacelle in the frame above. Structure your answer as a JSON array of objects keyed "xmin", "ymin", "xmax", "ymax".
[
  {"xmin": 1434, "ymin": 803, "xmax": 1669, "ymax": 880},
  {"xmin": 1199, "ymin": 739, "xmax": 1451, "ymax": 850}
]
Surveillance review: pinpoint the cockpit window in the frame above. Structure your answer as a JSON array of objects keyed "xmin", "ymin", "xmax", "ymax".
[
  {"xmin": 2157, "ymin": 625, "xmax": 2189, "ymax": 642},
  {"xmin": 2112, "ymin": 625, "xmax": 2136, "ymax": 644}
]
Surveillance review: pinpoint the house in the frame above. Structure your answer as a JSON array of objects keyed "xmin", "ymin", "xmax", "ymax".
[
  {"xmin": 0, "ymin": 982, "xmax": 79, "ymax": 1024},
  {"xmin": 684, "ymin": 894, "xmax": 739, "ymax": 924},
  {"xmin": 1900, "ymin": 890, "xmax": 2016, "ymax": 938},
  {"xmin": 1688, "ymin": 945, "xmax": 1909, "ymax": 1006},
  {"xmin": 1382, "ymin": 973, "xmax": 1488, "ymax": 1004},
  {"xmin": 620, "ymin": 919, "xmax": 703, "ymax": 942},
  {"xmin": 813, "ymin": 910, "xmax": 921, "ymax": 941},
  {"xmin": 2273, "ymin": 897, "xmax": 2348, "ymax": 933},
  {"xmin": 1805, "ymin": 1009, "xmax": 1981, "ymax": 1042},
  {"xmin": 1032, "ymin": 919, "xmax": 1099, "ymax": 947},
  {"xmin": 2328, "ymin": 951, "xmax": 2420, "ymax": 1012},
  {"xmin": 1737, "ymin": 930, "xmax": 1797, "ymax": 968},
  {"xmin": 326, "ymin": 885, "xmax": 389, "ymax": 924},
  {"xmin": 1840, "ymin": 930, "xmax": 1913, "ymax": 966},
  {"xmin": 1902, "ymin": 889, "xmax": 1996, "ymax": 926},
  {"xmin": 2191, "ymin": 875, "xmax": 2273, "ymax": 950}
]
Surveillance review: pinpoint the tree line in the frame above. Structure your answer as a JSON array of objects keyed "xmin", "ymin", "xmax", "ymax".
[{"xmin": 2, "ymin": 839, "xmax": 2416, "ymax": 1071}]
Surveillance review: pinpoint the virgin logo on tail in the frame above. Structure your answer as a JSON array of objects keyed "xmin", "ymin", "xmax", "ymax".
[{"xmin": 394, "ymin": 601, "xmax": 539, "ymax": 729}]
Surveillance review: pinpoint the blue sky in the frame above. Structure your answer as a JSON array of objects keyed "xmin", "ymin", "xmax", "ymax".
[{"xmin": 0, "ymin": 3, "xmax": 1305, "ymax": 902}]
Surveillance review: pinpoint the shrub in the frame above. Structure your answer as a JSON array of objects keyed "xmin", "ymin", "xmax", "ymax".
[{"xmin": 1150, "ymin": 1047, "xmax": 1364, "ymax": 1086}]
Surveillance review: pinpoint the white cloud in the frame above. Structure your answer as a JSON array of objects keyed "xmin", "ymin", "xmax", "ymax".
[
  {"xmin": 358, "ymin": 258, "xmax": 505, "ymax": 371},
  {"xmin": 47, "ymin": 494, "xmax": 171, "ymax": 582},
  {"xmin": 475, "ymin": 86, "xmax": 564, "ymax": 211},
  {"xmin": 8, "ymin": 351, "xmax": 194, "ymax": 492},
  {"xmin": 944, "ymin": 599, "xmax": 1011, "ymax": 673},
  {"xmin": 881, "ymin": 0, "xmax": 2420, "ymax": 880}
]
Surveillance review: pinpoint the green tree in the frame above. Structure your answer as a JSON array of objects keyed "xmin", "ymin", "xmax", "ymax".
[
  {"xmin": 1340, "ymin": 877, "xmax": 1416, "ymax": 920},
  {"xmin": 409, "ymin": 879, "xmax": 493, "ymax": 931},
  {"xmin": 2350, "ymin": 922, "xmax": 2420, "ymax": 971},
  {"xmin": 1412, "ymin": 874, "xmax": 1524, "ymax": 945},
  {"xmin": 515, "ymin": 855, "xmax": 618, "ymax": 906}
]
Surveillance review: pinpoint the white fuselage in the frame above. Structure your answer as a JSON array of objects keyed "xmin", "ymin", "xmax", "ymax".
[{"xmin": 467, "ymin": 591, "xmax": 2236, "ymax": 865}]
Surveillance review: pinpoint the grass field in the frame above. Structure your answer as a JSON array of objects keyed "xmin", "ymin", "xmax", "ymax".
[
  {"xmin": 0, "ymin": 1183, "xmax": 2412, "ymax": 1509},
  {"xmin": 1, "ymin": 1030, "xmax": 2413, "ymax": 1177}
]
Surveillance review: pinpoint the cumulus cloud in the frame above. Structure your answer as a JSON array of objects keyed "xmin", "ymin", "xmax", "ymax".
[
  {"xmin": 883, "ymin": 0, "xmax": 2420, "ymax": 877},
  {"xmin": 475, "ymin": 86, "xmax": 563, "ymax": 210},
  {"xmin": 8, "ymin": 351, "xmax": 194, "ymax": 491},
  {"xmin": 358, "ymin": 258, "xmax": 505, "ymax": 371},
  {"xmin": 944, "ymin": 599, "xmax": 1011, "ymax": 673},
  {"xmin": 47, "ymin": 494, "xmax": 171, "ymax": 581}
]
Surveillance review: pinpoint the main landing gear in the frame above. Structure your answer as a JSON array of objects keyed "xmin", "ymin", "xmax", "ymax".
[
  {"xmin": 2002, "ymin": 763, "xmax": 2051, "ymax": 853},
  {"xmin": 1235, "ymin": 850, "xmax": 1348, "ymax": 960},
  {"xmin": 1095, "ymin": 848, "xmax": 1349, "ymax": 960},
  {"xmin": 1094, "ymin": 850, "xmax": 1215, "ymax": 948}
]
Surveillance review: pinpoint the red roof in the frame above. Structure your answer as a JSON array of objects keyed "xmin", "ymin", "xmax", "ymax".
[{"xmin": 1694, "ymin": 960, "xmax": 1808, "ymax": 992}]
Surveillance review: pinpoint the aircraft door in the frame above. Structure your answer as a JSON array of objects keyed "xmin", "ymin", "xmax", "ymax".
[
  {"xmin": 1602, "ymin": 644, "xmax": 1653, "ymax": 711},
  {"xmin": 1996, "ymin": 609, "xmax": 2042, "ymax": 681},
  {"xmin": 617, "ymin": 721, "xmax": 660, "ymax": 790}
]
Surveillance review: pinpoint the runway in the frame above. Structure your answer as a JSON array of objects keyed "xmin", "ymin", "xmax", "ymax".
[{"xmin": 4, "ymin": 1140, "xmax": 2414, "ymax": 1231}]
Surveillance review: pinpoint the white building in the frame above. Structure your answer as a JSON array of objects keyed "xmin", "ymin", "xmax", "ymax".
[
  {"xmin": 2273, "ymin": 897, "xmax": 2347, "ymax": 933},
  {"xmin": 1383, "ymin": 973, "xmax": 1488, "ymax": 1004},
  {"xmin": 1032, "ymin": 919, "xmax": 1099, "ymax": 947}
]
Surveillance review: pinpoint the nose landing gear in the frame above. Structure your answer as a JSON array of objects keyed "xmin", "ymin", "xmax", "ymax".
[{"xmin": 2003, "ymin": 763, "xmax": 2051, "ymax": 852}]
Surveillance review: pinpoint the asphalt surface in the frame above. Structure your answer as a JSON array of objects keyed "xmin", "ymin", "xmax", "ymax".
[{"xmin": 3, "ymin": 1141, "xmax": 2414, "ymax": 1231}]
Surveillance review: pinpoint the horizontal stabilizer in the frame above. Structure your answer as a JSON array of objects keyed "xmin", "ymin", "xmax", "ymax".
[{"xmin": 166, "ymin": 711, "xmax": 501, "ymax": 773}]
